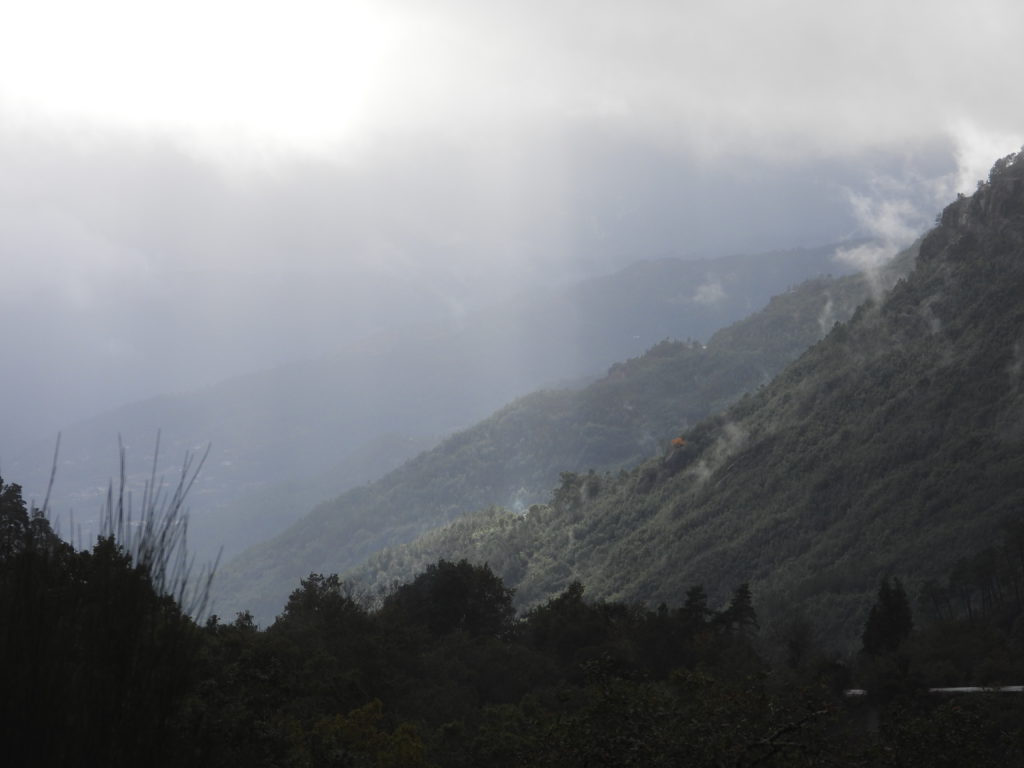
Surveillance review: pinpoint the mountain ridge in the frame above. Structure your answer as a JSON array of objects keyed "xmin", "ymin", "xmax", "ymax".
[
  {"xmin": 213, "ymin": 245, "xmax": 907, "ymax": 622},
  {"xmin": 6, "ymin": 244, "xmax": 859, "ymax": 564},
  {"xmin": 342, "ymin": 152, "xmax": 1024, "ymax": 648}
]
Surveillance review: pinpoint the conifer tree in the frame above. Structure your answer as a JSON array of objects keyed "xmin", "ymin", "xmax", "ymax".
[{"xmin": 861, "ymin": 577, "xmax": 913, "ymax": 655}]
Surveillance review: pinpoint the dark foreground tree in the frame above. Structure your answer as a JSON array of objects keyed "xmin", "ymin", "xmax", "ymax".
[
  {"xmin": 0, "ymin": 445, "xmax": 213, "ymax": 768},
  {"xmin": 380, "ymin": 558, "xmax": 515, "ymax": 637},
  {"xmin": 862, "ymin": 577, "xmax": 913, "ymax": 655}
]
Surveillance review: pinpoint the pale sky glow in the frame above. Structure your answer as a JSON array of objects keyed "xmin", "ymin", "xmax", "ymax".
[
  {"xmin": 3, "ymin": 0, "xmax": 1022, "ymax": 164},
  {"xmin": 1, "ymin": 0, "xmax": 1023, "ymax": 441},
  {"xmin": 0, "ymin": 0, "xmax": 405, "ymax": 154}
]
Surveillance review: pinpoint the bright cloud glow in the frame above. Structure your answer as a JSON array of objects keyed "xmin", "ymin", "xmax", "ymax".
[
  {"xmin": 3, "ymin": 1, "xmax": 1023, "ymax": 163},
  {"xmin": 0, "ymin": 0, "xmax": 405, "ymax": 155},
  {"xmin": 949, "ymin": 120, "xmax": 1024, "ymax": 193}
]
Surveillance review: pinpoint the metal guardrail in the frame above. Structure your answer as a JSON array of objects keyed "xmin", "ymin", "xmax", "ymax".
[{"xmin": 844, "ymin": 686, "xmax": 1024, "ymax": 697}]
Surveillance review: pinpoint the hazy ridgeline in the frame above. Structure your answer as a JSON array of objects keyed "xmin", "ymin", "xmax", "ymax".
[
  {"xmin": 214, "ymin": 244, "xmax": 911, "ymax": 623},
  {"xmin": 8, "ymin": 243, "xmax": 857, "ymax": 569}
]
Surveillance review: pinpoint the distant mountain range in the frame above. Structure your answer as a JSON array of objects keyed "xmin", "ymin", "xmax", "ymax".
[
  {"xmin": 6, "ymin": 243, "xmax": 857, "ymax": 564},
  {"xmin": 212, "ymin": 243, "xmax": 904, "ymax": 623}
]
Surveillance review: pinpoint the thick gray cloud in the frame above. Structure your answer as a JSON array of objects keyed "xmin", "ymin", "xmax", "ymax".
[
  {"xmin": 0, "ymin": 1, "xmax": 1020, "ymax": 444},
  {"xmin": 3, "ymin": 1, "xmax": 1021, "ymax": 166}
]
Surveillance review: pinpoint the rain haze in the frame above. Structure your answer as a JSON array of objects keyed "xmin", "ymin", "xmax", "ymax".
[{"xmin": 1, "ymin": 1, "xmax": 1022, "ymax": 547}]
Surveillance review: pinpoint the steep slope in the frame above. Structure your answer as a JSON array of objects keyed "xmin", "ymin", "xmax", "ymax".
[
  {"xmin": 213, "ymin": 250, "xmax": 907, "ymax": 622},
  {"xmin": 7, "ymin": 244, "xmax": 854, "ymax": 564},
  {"xmin": 352, "ymin": 153, "xmax": 1024, "ymax": 647}
]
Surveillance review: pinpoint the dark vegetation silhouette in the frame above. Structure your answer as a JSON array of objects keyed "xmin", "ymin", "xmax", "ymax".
[
  {"xmin": 862, "ymin": 577, "xmax": 914, "ymax": 656},
  {"xmin": 0, "ymin": 437, "xmax": 215, "ymax": 767},
  {"xmin": 3, "ymin": 480, "xmax": 1022, "ymax": 767},
  {"xmin": 3, "ymin": 417, "xmax": 1024, "ymax": 764}
]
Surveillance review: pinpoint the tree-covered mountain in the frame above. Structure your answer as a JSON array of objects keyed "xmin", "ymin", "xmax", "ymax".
[
  {"xmin": 348, "ymin": 153, "xmax": 1024, "ymax": 649},
  {"xmin": 6, "ymin": 244, "xmax": 856, "ymax": 565},
  {"xmin": 213, "ymin": 247, "xmax": 907, "ymax": 623}
]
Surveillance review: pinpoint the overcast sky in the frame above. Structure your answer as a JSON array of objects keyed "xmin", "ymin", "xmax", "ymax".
[{"xmin": 2, "ymin": 0, "xmax": 1023, "ymax": 441}]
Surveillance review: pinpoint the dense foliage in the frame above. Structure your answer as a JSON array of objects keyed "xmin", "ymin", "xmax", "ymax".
[
  {"xmin": 0, "ymin": 477, "xmax": 203, "ymax": 766},
  {"xmin": 4, "ymin": 471, "xmax": 1021, "ymax": 765}
]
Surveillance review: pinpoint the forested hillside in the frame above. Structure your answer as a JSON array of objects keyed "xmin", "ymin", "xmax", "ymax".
[
  {"xmin": 351, "ymin": 152, "xmax": 1024, "ymax": 648},
  {"xmin": 214, "ymin": 249, "xmax": 908, "ymax": 623}
]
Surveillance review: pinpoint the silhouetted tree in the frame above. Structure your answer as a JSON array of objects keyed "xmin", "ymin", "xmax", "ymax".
[
  {"xmin": 680, "ymin": 584, "xmax": 711, "ymax": 627},
  {"xmin": 862, "ymin": 577, "xmax": 913, "ymax": 655},
  {"xmin": 719, "ymin": 582, "xmax": 759, "ymax": 635},
  {"xmin": 381, "ymin": 559, "xmax": 514, "ymax": 637}
]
